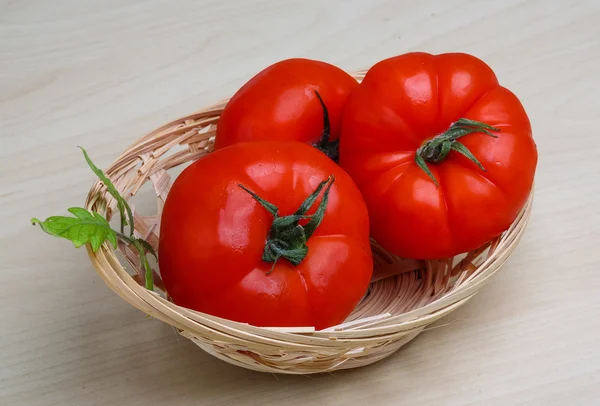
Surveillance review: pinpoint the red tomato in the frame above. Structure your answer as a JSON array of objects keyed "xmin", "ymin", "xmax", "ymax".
[
  {"xmin": 214, "ymin": 58, "xmax": 358, "ymax": 161},
  {"xmin": 158, "ymin": 142, "xmax": 372, "ymax": 330},
  {"xmin": 339, "ymin": 52, "xmax": 538, "ymax": 259}
]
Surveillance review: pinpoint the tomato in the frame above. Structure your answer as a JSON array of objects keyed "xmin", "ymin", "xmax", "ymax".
[
  {"xmin": 339, "ymin": 52, "xmax": 538, "ymax": 259},
  {"xmin": 214, "ymin": 58, "xmax": 358, "ymax": 161},
  {"xmin": 158, "ymin": 142, "xmax": 372, "ymax": 330}
]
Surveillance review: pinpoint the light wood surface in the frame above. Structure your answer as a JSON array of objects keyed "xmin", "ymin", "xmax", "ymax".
[{"xmin": 1, "ymin": 0, "xmax": 599, "ymax": 404}]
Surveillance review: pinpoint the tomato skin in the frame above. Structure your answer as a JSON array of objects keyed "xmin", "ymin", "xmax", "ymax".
[
  {"xmin": 158, "ymin": 142, "xmax": 372, "ymax": 330},
  {"xmin": 339, "ymin": 52, "xmax": 537, "ymax": 259},
  {"xmin": 214, "ymin": 58, "xmax": 358, "ymax": 152}
]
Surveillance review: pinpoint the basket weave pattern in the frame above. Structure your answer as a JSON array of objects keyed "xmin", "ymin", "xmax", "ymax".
[{"xmin": 84, "ymin": 73, "xmax": 533, "ymax": 374}]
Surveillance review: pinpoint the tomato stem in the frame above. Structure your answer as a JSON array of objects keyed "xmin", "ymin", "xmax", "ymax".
[
  {"xmin": 313, "ymin": 90, "xmax": 339, "ymax": 162},
  {"xmin": 415, "ymin": 118, "xmax": 500, "ymax": 186},
  {"xmin": 239, "ymin": 176, "xmax": 335, "ymax": 273}
]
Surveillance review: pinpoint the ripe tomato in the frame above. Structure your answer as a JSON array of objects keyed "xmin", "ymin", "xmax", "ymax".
[
  {"xmin": 339, "ymin": 52, "xmax": 538, "ymax": 259},
  {"xmin": 158, "ymin": 142, "xmax": 372, "ymax": 330},
  {"xmin": 214, "ymin": 58, "xmax": 358, "ymax": 161}
]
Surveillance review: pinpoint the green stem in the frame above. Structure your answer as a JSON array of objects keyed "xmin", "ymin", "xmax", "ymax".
[
  {"xmin": 131, "ymin": 239, "xmax": 153, "ymax": 290},
  {"xmin": 415, "ymin": 118, "xmax": 500, "ymax": 186},
  {"xmin": 239, "ymin": 176, "xmax": 335, "ymax": 273},
  {"xmin": 116, "ymin": 231, "xmax": 131, "ymax": 242},
  {"xmin": 312, "ymin": 90, "xmax": 339, "ymax": 162},
  {"xmin": 115, "ymin": 231, "xmax": 155, "ymax": 290}
]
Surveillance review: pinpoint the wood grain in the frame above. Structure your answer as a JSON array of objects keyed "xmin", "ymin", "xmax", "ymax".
[{"xmin": 1, "ymin": 0, "xmax": 599, "ymax": 404}]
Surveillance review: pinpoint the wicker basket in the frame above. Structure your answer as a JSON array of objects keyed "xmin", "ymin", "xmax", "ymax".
[{"xmin": 84, "ymin": 71, "xmax": 533, "ymax": 374}]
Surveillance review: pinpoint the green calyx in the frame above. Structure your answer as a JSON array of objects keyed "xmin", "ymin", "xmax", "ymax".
[
  {"xmin": 415, "ymin": 118, "xmax": 501, "ymax": 187},
  {"xmin": 312, "ymin": 90, "xmax": 339, "ymax": 162},
  {"xmin": 239, "ymin": 176, "xmax": 335, "ymax": 274}
]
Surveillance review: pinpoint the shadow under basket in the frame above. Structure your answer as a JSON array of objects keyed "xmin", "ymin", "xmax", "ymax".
[{"xmin": 84, "ymin": 72, "xmax": 533, "ymax": 374}]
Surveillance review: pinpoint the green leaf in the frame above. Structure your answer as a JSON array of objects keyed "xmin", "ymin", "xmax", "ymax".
[
  {"xmin": 455, "ymin": 118, "xmax": 500, "ymax": 132},
  {"xmin": 437, "ymin": 140, "xmax": 453, "ymax": 161},
  {"xmin": 268, "ymin": 243, "xmax": 308, "ymax": 266},
  {"xmin": 478, "ymin": 128, "xmax": 499, "ymax": 139},
  {"xmin": 271, "ymin": 215, "xmax": 309, "ymax": 229},
  {"xmin": 453, "ymin": 118, "xmax": 500, "ymax": 138},
  {"xmin": 415, "ymin": 153, "xmax": 439, "ymax": 187},
  {"xmin": 80, "ymin": 147, "xmax": 134, "ymax": 237},
  {"xmin": 304, "ymin": 176, "xmax": 335, "ymax": 239},
  {"xmin": 238, "ymin": 183, "xmax": 278, "ymax": 216},
  {"xmin": 29, "ymin": 147, "xmax": 160, "ymax": 291},
  {"xmin": 294, "ymin": 176, "xmax": 332, "ymax": 216},
  {"xmin": 451, "ymin": 142, "xmax": 486, "ymax": 171},
  {"xmin": 31, "ymin": 207, "xmax": 117, "ymax": 252}
]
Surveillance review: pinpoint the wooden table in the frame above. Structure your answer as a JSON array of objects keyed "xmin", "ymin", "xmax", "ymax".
[{"xmin": 2, "ymin": 0, "xmax": 599, "ymax": 404}]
